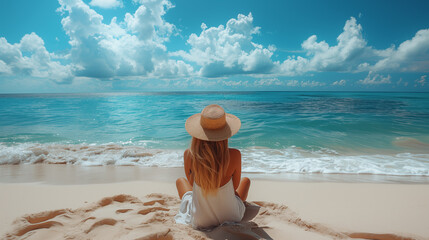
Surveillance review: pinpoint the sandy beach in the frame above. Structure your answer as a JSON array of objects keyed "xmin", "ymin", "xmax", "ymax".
[{"xmin": 1, "ymin": 165, "xmax": 428, "ymax": 239}]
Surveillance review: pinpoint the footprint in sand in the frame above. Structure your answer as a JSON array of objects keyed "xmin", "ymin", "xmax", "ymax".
[
  {"xmin": 116, "ymin": 208, "xmax": 133, "ymax": 214},
  {"xmin": 24, "ymin": 209, "xmax": 68, "ymax": 224},
  {"xmin": 143, "ymin": 199, "xmax": 166, "ymax": 206},
  {"xmin": 11, "ymin": 209, "xmax": 72, "ymax": 237},
  {"xmin": 138, "ymin": 207, "xmax": 170, "ymax": 215},
  {"xmin": 14, "ymin": 221, "xmax": 64, "ymax": 237},
  {"xmin": 85, "ymin": 218, "xmax": 118, "ymax": 233}
]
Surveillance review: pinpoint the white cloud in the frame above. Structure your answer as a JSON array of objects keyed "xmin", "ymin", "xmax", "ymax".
[
  {"xmin": 174, "ymin": 15, "xmax": 428, "ymax": 79},
  {"xmin": 174, "ymin": 13, "xmax": 275, "ymax": 78},
  {"xmin": 278, "ymin": 18, "xmax": 429, "ymax": 75},
  {"xmin": 289, "ymin": 17, "xmax": 374, "ymax": 73},
  {"xmin": 2, "ymin": 4, "xmax": 429, "ymax": 88},
  {"xmin": 0, "ymin": 60, "xmax": 12, "ymax": 75},
  {"xmin": 172, "ymin": 78, "xmax": 218, "ymax": 88},
  {"xmin": 1, "ymin": 0, "xmax": 192, "ymax": 83},
  {"xmin": 332, "ymin": 79, "xmax": 346, "ymax": 86},
  {"xmin": 153, "ymin": 59, "xmax": 193, "ymax": 78},
  {"xmin": 286, "ymin": 80, "xmax": 299, "ymax": 86},
  {"xmin": 124, "ymin": 0, "xmax": 174, "ymax": 42},
  {"xmin": 57, "ymin": 0, "xmax": 192, "ymax": 80},
  {"xmin": 300, "ymin": 80, "xmax": 326, "ymax": 87},
  {"xmin": 0, "ymin": 33, "xmax": 73, "ymax": 82},
  {"xmin": 222, "ymin": 80, "xmax": 249, "ymax": 87},
  {"xmin": 276, "ymin": 56, "xmax": 309, "ymax": 76},
  {"xmin": 283, "ymin": 79, "xmax": 325, "ymax": 87},
  {"xmin": 396, "ymin": 77, "xmax": 409, "ymax": 87},
  {"xmin": 89, "ymin": 0, "xmax": 122, "ymax": 9},
  {"xmin": 358, "ymin": 71, "xmax": 391, "ymax": 85},
  {"xmin": 254, "ymin": 78, "xmax": 283, "ymax": 86},
  {"xmin": 415, "ymin": 75, "xmax": 427, "ymax": 87},
  {"xmin": 397, "ymin": 78, "xmax": 402, "ymax": 85},
  {"xmin": 373, "ymin": 29, "xmax": 429, "ymax": 72}
]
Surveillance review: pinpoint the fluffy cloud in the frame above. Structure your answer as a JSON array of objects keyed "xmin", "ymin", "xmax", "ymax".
[
  {"xmin": 222, "ymin": 80, "xmax": 249, "ymax": 87},
  {"xmin": 332, "ymin": 79, "xmax": 346, "ymax": 86},
  {"xmin": 89, "ymin": 0, "xmax": 122, "ymax": 8},
  {"xmin": 280, "ymin": 18, "xmax": 429, "ymax": 75},
  {"xmin": 276, "ymin": 56, "xmax": 309, "ymax": 76},
  {"xmin": 177, "ymin": 14, "xmax": 428, "ymax": 78},
  {"xmin": 2, "ymin": 3, "xmax": 429, "ymax": 87},
  {"xmin": 373, "ymin": 29, "xmax": 429, "ymax": 72},
  {"xmin": 254, "ymin": 78, "xmax": 283, "ymax": 86},
  {"xmin": 303, "ymin": 17, "xmax": 368, "ymax": 71},
  {"xmin": 415, "ymin": 75, "xmax": 427, "ymax": 87},
  {"xmin": 396, "ymin": 78, "xmax": 409, "ymax": 87},
  {"xmin": 0, "ymin": 33, "xmax": 73, "ymax": 82},
  {"xmin": 0, "ymin": 60, "xmax": 12, "ymax": 75},
  {"xmin": 284, "ymin": 79, "xmax": 325, "ymax": 87},
  {"xmin": 174, "ymin": 13, "xmax": 275, "ymax": 77},
  {"xmin": 0, "ymin": 0, "xmax": 192, "ymax": 83},
  {"xmin": 175, "ymin": 16, "xmax": 383, "ymax": 78},
  {"xmin": 358, "ymin": 71, "xmax": 391, "ymax": 85},
  {"xmin": 286, "ymin": 80, "xmax": 299, "ymax": 87},
  {"xmin": 58, "ymin": 0, "xmax": 192, "ymax": 79},
  {"xmin": 278, "ymin": 17, "xmax": 378, "ymax": 74},
  {"xmin": 124, "ymin": 0, "xmax": 174, "ymax": 42},
  {"xmin": 300, "ymin": 80, "xmax": 326, "ymax": 87}
]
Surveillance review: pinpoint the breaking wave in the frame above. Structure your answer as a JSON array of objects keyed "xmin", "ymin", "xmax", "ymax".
[{"xmin": 1, "ymin": 143, "xmax": 428, "ymax": 176}]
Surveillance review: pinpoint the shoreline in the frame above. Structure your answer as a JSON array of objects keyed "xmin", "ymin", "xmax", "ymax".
[{"xmin": 1, "ymin": 164, "xmax": 429, "ymax": 185}]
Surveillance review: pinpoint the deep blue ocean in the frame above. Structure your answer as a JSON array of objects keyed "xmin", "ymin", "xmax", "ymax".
[{"xmin": 1, "ymin": 92, "xmax": 428, "ymax": 175}]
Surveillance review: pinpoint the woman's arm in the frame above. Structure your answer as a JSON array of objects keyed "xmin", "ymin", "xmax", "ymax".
[
  {"xmin": 230, "ymin": 148, "xmax": 251, "ymax": 201},
  {"xmin": 230, "ymin": 148, "xmax": 242, "ymax": 191},
  {"xmin": 184, "ymin": 149, "xmax": 194, "ymax": 185}
]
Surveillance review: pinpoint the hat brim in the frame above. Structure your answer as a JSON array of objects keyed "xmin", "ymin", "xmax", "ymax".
[{"xmin": 185, "ymin": 113, "xmax": 241, "ymax": 141}]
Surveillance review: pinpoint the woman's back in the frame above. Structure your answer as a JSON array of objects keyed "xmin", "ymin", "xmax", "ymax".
[
  {"xmin": 176, "ymin": 148, "xmax": 246, "ymax": 228},
  {"xmin": 184, "ymin": 148, "xmax": 242, "ymax": 191},
  {"xmin": 175, "ymin": 104, "xmax": 251, "ymax": 229}
]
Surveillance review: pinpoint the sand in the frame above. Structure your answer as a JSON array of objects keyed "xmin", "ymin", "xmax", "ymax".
[{"xmin": 1, "ymin": 165, "xmax": 429, "ymax": 240}]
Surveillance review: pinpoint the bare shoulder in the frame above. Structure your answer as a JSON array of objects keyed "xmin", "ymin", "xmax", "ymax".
[
  {"xmin": 184, "ymin": 149, "xmax": 191, "ymax": 164},
  {"xmin": 183, "ymin": 148, "xmax": 190, "ymax": 158},
  {"xmin": 229, "ymin": 148, "xmax": 241, "ymax": 163},
  {"xmin": 229, "ymin": 148, "xmax": 241, "ymax": 155}
]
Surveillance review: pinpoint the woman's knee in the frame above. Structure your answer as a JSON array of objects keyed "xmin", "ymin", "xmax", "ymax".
[
  {"xmin": 176, "ymin": 177, "xmax": 187, "ymax": 187},
  {"xmin": 242, "ymin": 177, "xmax": 251, "ymax": 186}
]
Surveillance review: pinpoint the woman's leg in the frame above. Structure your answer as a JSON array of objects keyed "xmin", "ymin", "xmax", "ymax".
[
  {"xmin": 176, "ymin": 177, "xmax": 192, "ymax": 199},
  {"xmin": 236, "ymin": 177, "xmax": 251, "ymax": 201}
]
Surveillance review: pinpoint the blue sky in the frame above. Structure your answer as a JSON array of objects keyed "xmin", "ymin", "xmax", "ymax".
[{"xmin": 0, "ymin": 0, "xmax": 428, "ymax": 93}]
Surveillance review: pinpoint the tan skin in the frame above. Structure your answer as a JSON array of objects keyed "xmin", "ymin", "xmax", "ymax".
[{"xmin": 176, "ymin": 148, "xmax": 251, "ymax": 201}]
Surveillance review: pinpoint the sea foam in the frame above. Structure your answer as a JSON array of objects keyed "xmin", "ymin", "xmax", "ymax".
[
  {"xmin": 1, "ymin": 143, "xmax": 428, "ymax": 176},
  {"xmin": 0, "ymin": 143, "xmax": 183, "ymax": 167}
]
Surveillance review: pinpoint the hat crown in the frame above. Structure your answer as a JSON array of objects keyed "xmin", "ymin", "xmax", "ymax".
[
  {"xmin": 200, "ymin": 105, "xmax": 226, "ymax": 130},
  {"xmin": 185, "ymin": 104, "xmax": 240, "ymax": 141}
]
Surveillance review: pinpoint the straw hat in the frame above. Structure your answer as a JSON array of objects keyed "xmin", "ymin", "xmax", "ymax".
[{"xmin": 185, "ymin": 104, "xmax": 241, "ymax": 141}]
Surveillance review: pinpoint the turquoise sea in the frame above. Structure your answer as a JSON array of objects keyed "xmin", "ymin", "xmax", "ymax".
[{"xmin": 0, "ymin": 91, "xmax": 428, "ymax": 175}]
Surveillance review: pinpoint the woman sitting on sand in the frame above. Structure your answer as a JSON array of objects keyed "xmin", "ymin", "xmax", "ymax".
[{"xmin": 175, "ymin": 104, "xmax": 251, "ymax": 229}]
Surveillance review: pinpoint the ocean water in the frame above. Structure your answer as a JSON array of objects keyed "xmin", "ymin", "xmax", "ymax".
[{"xmin": 0, "ymin": 91, "xmax": 429, "ymax": 176}]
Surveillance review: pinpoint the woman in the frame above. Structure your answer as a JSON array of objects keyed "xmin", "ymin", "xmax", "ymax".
[{"xmin": 175, "ymin": 104, "xmax": 251, "ymax": 229}]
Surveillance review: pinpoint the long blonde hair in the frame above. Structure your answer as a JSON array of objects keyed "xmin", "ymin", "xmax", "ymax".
[{"xmin": 189, "ymin": 137, "xmax": 230, "ymax": 196}]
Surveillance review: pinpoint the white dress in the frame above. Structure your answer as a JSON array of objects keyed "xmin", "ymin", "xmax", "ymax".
[{"xmin": 175, "ymin": 178, "xmax": 245, "ymax": 229}]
